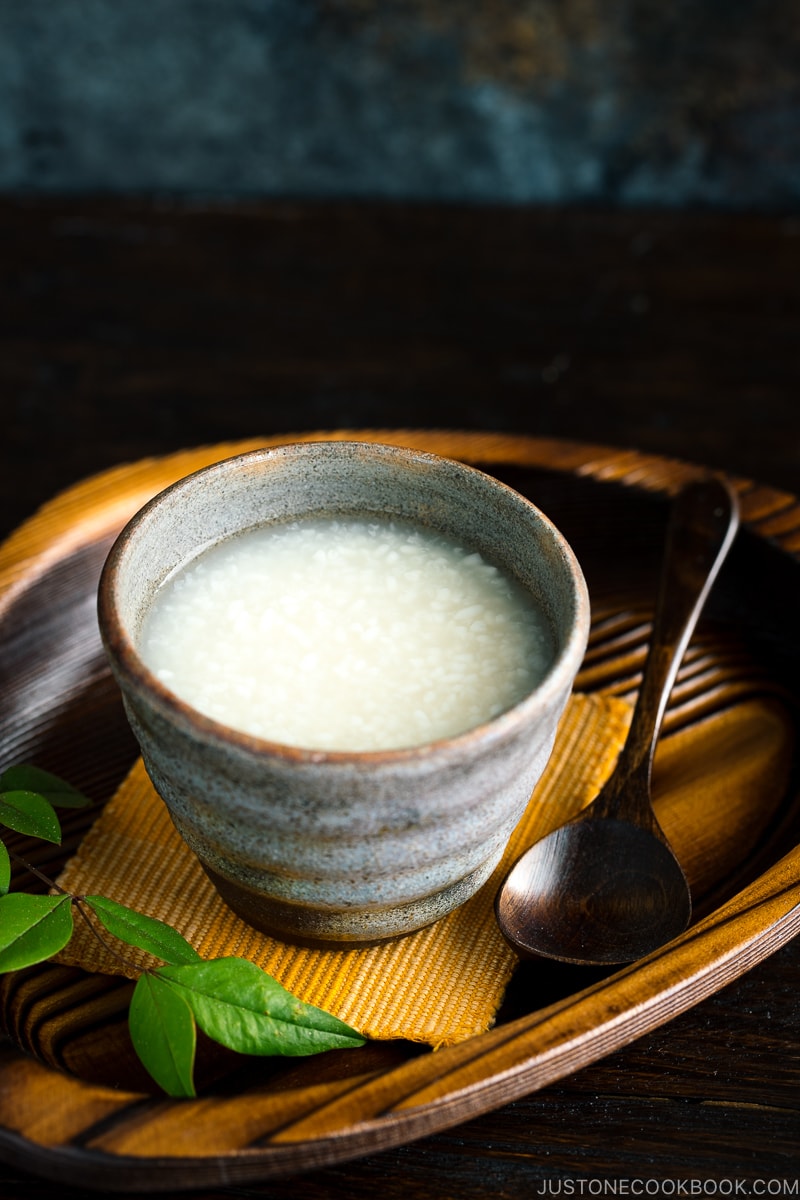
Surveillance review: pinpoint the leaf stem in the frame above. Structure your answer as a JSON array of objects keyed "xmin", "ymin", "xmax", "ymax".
[
  {"xmin": 6, "ymin": 844, "xmax": 146, "ymax": 976},
  {"xmin": 7, "ymin": 846, "xmax": 69, "ymax": 894},
  {"xmin": 1, "ymin": 768, "xmax": 365, "ymax": 1097},
  {"xmin": 71, "ymin": 897, "xmax": 143, "ymax": 973}
]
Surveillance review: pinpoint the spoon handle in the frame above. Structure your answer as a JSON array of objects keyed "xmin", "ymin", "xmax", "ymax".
[{"xmin": 594, "ymin": 476, "xmax": 739, "ymax": 823}]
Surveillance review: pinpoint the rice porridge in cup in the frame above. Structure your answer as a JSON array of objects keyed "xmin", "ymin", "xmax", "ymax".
[{"xmin": 97, "ymin": 441, "xmax": 590, "ymax": 944}]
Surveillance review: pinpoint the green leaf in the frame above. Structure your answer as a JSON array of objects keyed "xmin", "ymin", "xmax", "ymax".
[
  {"xmin": 129, "ymin": 972, "xmax": 197, "ymax": 1098},
  {"xmin": 0, "ymin": 841, "xmax": 9, "ymax": 895},
  {"xmin": 85, "ymin": 896, "xmax": 202, "ymax": 965},
  {"xmin": 0, "ymin": 790, "xmax": 61, "ymax": 843},
  {"xmin": 0, "ymin": 766, "xmax": 90, "ymax": 809},
  {"xmin": 156, "ymin": 958, "xmax": 365, "ymax": 1058},
  {"xmin": 0, "ymin": 893, "xmax": 73, "ymax": 971}
]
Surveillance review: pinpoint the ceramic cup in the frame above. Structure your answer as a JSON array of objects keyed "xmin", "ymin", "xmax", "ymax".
[{"xmin": 98, "ymin": 441, "xmax": 590, "ymax": 944}]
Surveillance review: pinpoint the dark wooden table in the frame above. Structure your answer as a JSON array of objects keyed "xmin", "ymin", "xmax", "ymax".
[{"xmin": 1, "ymin": 197, "xmax": 798, "ymax": 1196}]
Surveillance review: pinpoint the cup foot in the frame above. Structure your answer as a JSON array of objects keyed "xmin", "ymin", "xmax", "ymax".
[{"xmin": 201, "ymin": 857, "xmax": 496, "ymax": 948}]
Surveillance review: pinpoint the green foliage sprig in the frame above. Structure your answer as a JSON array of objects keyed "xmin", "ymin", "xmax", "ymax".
[{"xmin": 0, "ymin": 765, "xmax": 365, "ymax": 1097}]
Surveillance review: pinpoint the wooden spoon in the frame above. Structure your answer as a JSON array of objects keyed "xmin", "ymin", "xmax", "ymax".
[{"xmin": 495, "ymin": 476, "xmax": 740, "ymax": 965}]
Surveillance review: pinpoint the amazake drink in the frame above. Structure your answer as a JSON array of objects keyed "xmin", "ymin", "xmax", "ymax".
[{"xmin": 138, "ymin": 516, "xmax": 554, "ymax": 752}]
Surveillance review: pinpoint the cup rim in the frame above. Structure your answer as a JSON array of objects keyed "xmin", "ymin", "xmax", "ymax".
[{"xmin": 98, "ymin": 440, "xmax": 591, "ymax": 764}]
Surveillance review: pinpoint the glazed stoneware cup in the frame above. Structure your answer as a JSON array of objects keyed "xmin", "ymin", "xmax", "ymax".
[{"xmin": 98, "ymin": 441, "xmax": 590, "ymax": 944}]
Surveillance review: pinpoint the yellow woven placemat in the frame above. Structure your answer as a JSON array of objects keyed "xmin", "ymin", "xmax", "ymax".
[{"xmin": 55, "ymin": 692, "xmax": 631, "ymax": 1047}]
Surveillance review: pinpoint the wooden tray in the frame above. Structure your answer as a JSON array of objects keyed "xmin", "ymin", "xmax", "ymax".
[{"xmin": 1, "ymin": 430, "xmax": 799, "ymax": 1193}]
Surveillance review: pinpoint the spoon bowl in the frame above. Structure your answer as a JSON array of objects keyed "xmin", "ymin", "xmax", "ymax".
[
  {"xmin": 496, "ymin": 817, "xmax": 693, "ymax": 965},
  {"xmin": 495, "ymin": 476, "xmax": 740, "ymax": 965}
]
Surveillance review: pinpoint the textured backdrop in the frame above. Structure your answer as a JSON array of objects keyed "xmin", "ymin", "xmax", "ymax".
[{"xmin": 1, "ymin": 0, "xmax": 798, "ymax": 206}]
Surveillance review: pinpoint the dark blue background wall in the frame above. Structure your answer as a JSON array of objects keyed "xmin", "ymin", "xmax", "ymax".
[{"xmin": 1, "ymin": 0, "xmax": 798, "ymax": 206}]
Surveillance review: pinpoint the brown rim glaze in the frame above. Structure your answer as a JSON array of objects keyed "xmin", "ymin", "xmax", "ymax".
[{"xmin": 97, "ymin": 439, "xmax": 590, "ymax": 764}]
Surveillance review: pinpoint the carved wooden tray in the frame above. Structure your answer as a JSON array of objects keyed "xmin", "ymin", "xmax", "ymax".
[{"xmin": 1, "ymin": 431, "xmax": 799, "ymax": 1193}]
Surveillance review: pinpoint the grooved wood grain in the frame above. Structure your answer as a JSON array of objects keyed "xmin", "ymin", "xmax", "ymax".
[{"xmin": 0, "ymin": 431, "xmax": 798, "ymax": 1192}]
